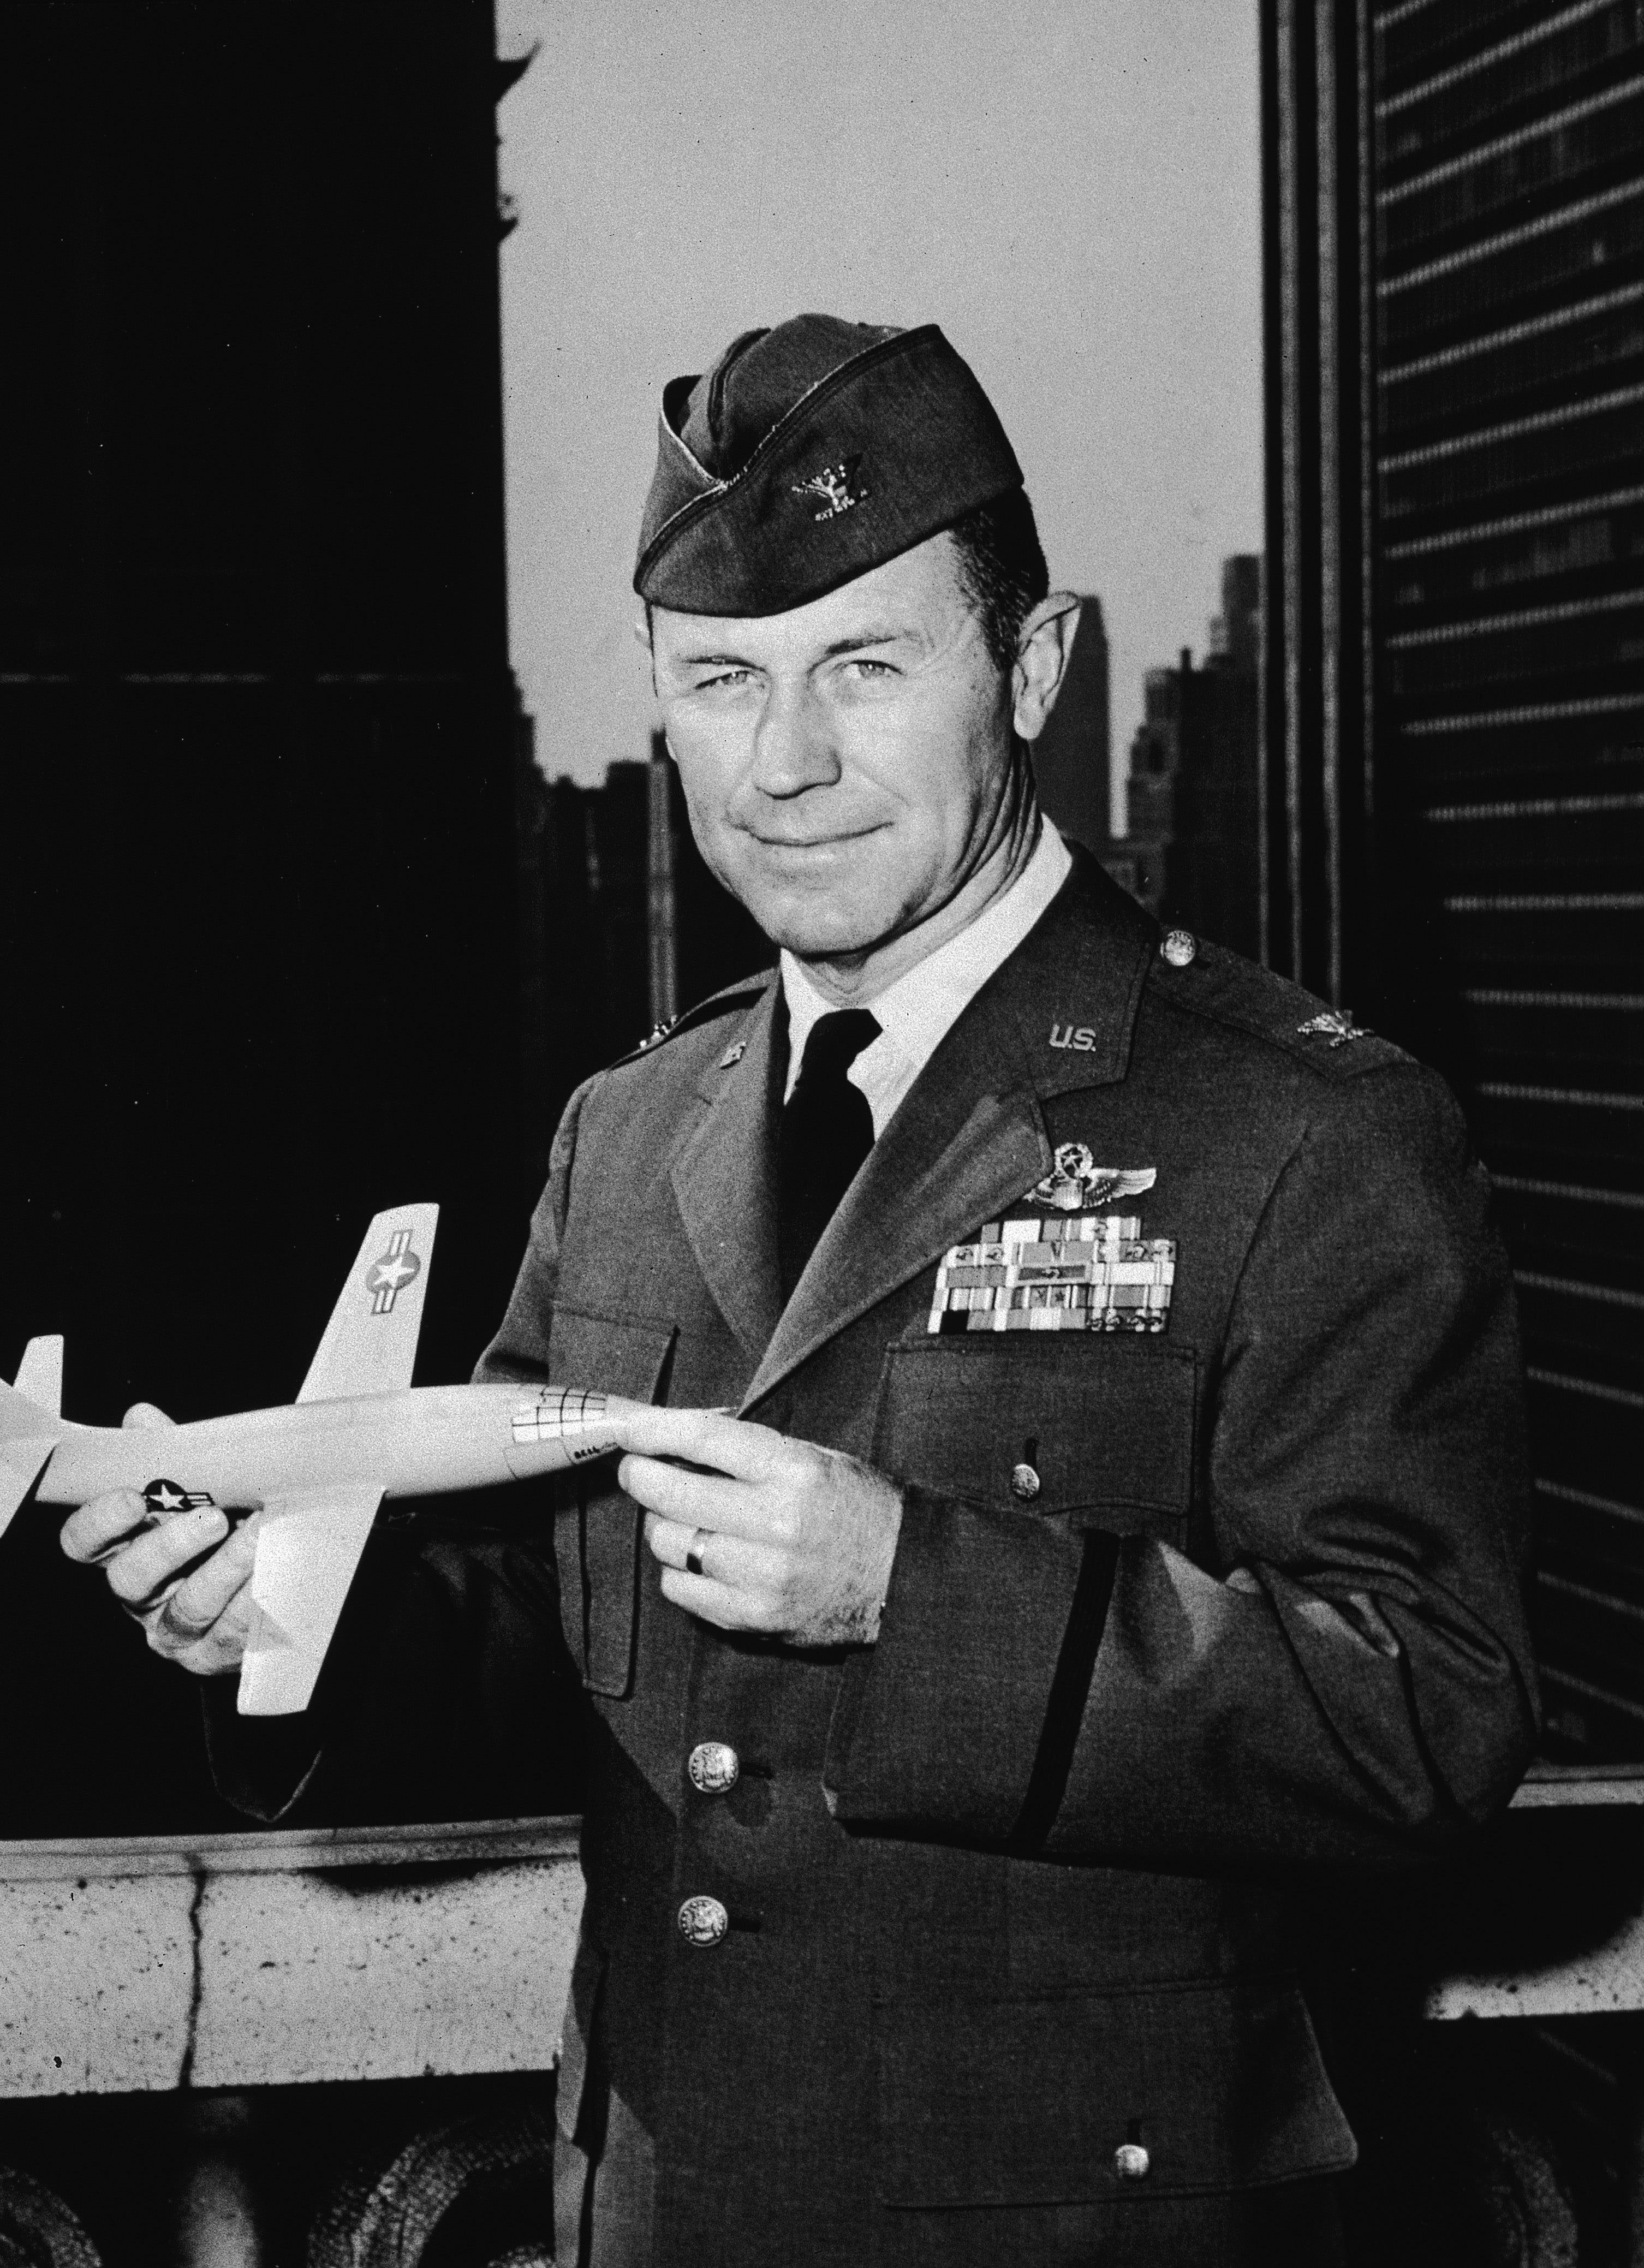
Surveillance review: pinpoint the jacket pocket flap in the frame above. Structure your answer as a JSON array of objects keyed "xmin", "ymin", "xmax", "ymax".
[
  {"xmin": 876, "ymin": 1977, "xmax": 1356, "ymax": 2206},
  {"xmin": 547, "ymin": 1305, "xmax": 677, "ymax": 1403},
  {"xmin": 873, "ymin": 1340, "xmax": 1196, "ymax": 1529}
]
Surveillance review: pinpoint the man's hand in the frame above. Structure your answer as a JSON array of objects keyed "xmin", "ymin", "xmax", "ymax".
[
  {"xmin": 58, "ymin": 1404, "xmax": 259, "ymax": 1678},
  {"xmin": 616, "ymin": 1406, "xmax": 903, "ymax": 1648}
]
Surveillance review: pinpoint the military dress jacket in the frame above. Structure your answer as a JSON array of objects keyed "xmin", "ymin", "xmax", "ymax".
[{"xmin": 473, "ymin": 848, "xmax": 1538, "ymax": 2265}]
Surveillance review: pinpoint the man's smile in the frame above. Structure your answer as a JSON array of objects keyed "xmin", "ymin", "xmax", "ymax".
[{"xmin": 743, "ymin": 824, "xmax": 888, "ymax": 852}]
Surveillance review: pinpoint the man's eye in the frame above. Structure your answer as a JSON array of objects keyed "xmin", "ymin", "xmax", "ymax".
[
  {"xmin": 843, "ymin": 658, "xmax": 895, "ymax": 680},
  {"xmin": 694, "ymin": 669, "xmax": 754, "ymax": 692}
]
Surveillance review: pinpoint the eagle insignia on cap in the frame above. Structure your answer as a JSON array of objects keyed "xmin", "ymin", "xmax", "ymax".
[
  {"xmin": 793, "ymin": 455, "xmax": 870, "ymax": 522},
  {"xmin": 1028, "ymin": 1144, "xmax": 1157, "ymax": 1213}
]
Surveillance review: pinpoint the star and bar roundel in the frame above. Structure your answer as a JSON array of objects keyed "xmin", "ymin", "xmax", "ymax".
[{"xmin": 364, "ymin": 1227, "xmax": 422, "ymax": 1316}]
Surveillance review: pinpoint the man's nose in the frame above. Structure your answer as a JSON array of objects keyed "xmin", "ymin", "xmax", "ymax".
[{"xmin": 747, "ymin": 681, "xmax": 842, "ymax": 798}]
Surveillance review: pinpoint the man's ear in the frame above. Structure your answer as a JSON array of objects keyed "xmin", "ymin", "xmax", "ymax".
[
  {"xmin": 1012, "ymin": 593, "xmax": 1082, "ymax": 743},
  {"xmin": 636, "ymin": 608, "xmax": 659, "ymax": 697}
]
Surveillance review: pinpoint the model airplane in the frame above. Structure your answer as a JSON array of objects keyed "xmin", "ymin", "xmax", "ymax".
[{"xmin": 0, "ymin": 1205, "xmax": 641, "ymax": 1717}]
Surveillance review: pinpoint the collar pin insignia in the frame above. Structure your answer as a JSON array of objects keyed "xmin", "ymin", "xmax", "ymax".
[
  {"xmin": 1298, "ymin": 1009, "xmax": 1369, "ymax": 1048},
  {"xmin": 718, "ymin": 1040, "xmax": 746, "ymax": 1069},
  {"xmin": 1028, "ymin": 1142, "xmax": 1158, "ymax": 1213}
]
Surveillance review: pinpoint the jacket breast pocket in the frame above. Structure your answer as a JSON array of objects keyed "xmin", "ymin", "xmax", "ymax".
[
  {"xmin": 546, "ymin": 1304, "xmax": 677, "ymax": 1699},
  {"xmin": 871, "ymin": 1337, "xmax": 1197, "ymax": 1539}
]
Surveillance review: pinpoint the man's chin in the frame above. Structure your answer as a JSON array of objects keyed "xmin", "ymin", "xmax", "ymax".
[
  {"xmin": 755, "ymin": 906, "xmax": 887, "ymax": 962},
  {"xmin": 719, "ymin": 858, "xmax": 903, "ymax": 963}
]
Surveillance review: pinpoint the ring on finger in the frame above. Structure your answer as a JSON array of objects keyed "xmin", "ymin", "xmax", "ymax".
[{"xmin": 686, "ymin": 1527, "xmax": 712, "ymax": 1578}]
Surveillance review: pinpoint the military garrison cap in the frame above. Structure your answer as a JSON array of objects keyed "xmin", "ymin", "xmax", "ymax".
[{"xmin": 634, "ymin": 314, "xmax": 1023, "ymax": 617}]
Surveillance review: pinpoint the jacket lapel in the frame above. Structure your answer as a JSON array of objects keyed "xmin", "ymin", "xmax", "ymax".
[
  {"xmin": 668, "ymin": 979, "xmax": 787, "ymax": 1362},
  {"xmin": 741, "ymin": 851, "xmax": 1157, "ymax": 1413}
]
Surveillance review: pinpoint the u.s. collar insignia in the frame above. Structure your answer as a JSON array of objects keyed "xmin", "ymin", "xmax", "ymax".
[
  {"xmin": 1028, "ymin": 1142, "xmax": 1158, "ymax": 1213},
  {"xmin": 791, "ymin": 454, "xmax": 869, "ymax": 522},
  {"xmin": 1298, "ymin": 1009, "xmax": 1369, "ymax": 1048}
]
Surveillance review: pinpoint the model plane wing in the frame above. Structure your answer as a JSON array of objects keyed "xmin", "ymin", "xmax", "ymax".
[
  {"xmin": 0, "ymin": 1369, "xmax": 69, "ymax": 1542},
  {"xmin": 296, "ymin": 1203, "xmax": 438, "ymax": 1404},
  {"xmin": 237, "ymin": 1484, "xmax": 384, "ymax": 1716},
  {"xmin": 0, "ymin": 1441, "xmax": 58, "ymax": 1542}
]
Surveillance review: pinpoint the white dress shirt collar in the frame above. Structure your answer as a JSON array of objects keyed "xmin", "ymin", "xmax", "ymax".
[{"xmin": 781, "ymin": 819, "xmax": 1073, "ymax": 1136}]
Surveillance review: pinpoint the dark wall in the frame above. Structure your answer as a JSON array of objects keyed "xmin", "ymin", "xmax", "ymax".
[{"xmin": 0, "ymin": 3, "xmax": 526, "ymax": 1827}]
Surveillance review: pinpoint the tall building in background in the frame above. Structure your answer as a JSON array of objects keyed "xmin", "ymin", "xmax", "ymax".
[
  {"xmin": 1123, "ymin": 557, "xmax": 1264, "ymax": 953},
  {"xmin": 0, "ymin": 5, "xmax": 527, "ymax": 1829},
  {"xmin": 1264, "ymin": 1, "xmax": 1643, "ymax": 1757},
  {"xmin": 1028, "ymin": 593, "xmax": 1166, "ymax": 908},
  {"xmin": 1029, "ymin": 596, "xmax": 1111, "ymax": 852}
]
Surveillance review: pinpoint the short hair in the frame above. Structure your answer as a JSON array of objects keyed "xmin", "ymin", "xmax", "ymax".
[{"xmin": 947, "ymin": 489, "xmax": 1049, "ymax": 675}]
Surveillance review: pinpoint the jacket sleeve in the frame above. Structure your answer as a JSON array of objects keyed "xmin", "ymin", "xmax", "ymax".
[{"xmin": 826, "ymin": 1061, "xmax": 1540, "ymax": 1868}]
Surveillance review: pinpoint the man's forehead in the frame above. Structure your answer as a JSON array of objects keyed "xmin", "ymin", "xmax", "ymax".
[{"xmin": 651, "ymin": 534, "xmax": 970, "ymax": 661}]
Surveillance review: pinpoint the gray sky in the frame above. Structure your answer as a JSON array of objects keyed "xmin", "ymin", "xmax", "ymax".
[{"xmin": 495, "ymin": 0, "xmax": 1263, "ymax": 832}]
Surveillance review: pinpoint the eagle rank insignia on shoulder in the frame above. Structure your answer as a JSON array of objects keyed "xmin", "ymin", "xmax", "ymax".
[
  {"xmin": 928, "ymin": 1149, "xmax": 1174, "ymax": 1338},
  {"xmin": 1298, "ymin": 1009, "xmax": 1369, "ymax": 1048},
  {"xmin": 1029, "ymin": 1143, "xmax": 1157, "ymax": 1213}
]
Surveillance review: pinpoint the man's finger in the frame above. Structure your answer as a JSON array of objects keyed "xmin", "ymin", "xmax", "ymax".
[
  {"xmin": 61, "ymin": 1491, "xmax": 154, "ymax": 1565},
  {"xmin": 103, "ymin": 1505, "xmax": 230, "ymax": 1607},
  {"xmin": 156, "ymin": 1586, "xmax": 257, "ymax": 1677},
  {"xmin": 605, "ymin": 1404, "xmax": 788, "ymax": 1481},
  {"xmin": 621, "ymin": 1455, "xmax": 750, "ymax": 1532},
  {"xmin": 657, "ymin": 1565, "xmax": 776, "ymax": 1632},
  {"xmin": 644, "ymin": 1513, "xmax": 784, "ymax": 1592},
  {"xmin": 162, "ymin": 1514, "xmax": 260, "ymax": 1632}
]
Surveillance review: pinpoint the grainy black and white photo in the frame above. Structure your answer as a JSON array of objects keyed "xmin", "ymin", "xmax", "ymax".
[{"xmin": 1, "ymin": 2, "xmax": 1641, "ymax": 2261}]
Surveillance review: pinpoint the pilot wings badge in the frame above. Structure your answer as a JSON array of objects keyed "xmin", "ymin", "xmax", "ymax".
[{"xmin": 1028, "ymin": 1143, "xmax": 1157, "ymax": 1214}]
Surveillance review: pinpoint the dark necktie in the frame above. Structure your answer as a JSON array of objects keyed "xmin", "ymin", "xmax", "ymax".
[{"xmin": 777, "ymin": 1009, "xmax": 881, "ymax": 1299}]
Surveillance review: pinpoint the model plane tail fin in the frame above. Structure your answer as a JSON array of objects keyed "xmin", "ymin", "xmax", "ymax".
[
  {"xmin": 13, "ymin": 1337, "xmax": 64, "ymax": 1418},
  {"xmin": 296, "ymin": 1204, "xmax": 438, "ymax": 1404}
]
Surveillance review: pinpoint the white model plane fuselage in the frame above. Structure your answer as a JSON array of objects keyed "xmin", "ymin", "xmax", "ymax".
[
  {"xmin": 28, "ymin": 1381, "xmax": 633, "ymax": 1510},
  {"xmin": 1, "ymin": 1204, "xmax": 636, "ymax": 1718}
]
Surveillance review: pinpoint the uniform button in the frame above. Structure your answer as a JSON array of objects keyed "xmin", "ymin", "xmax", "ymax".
[
  {"xmin": 677, "ymin": 1895, "xmax": 729, "ymax": 1947},
  {"xmin": 1113, "ymin": 2142, "xmax": 1151, "ymax": 2181},
  {"xmin": 1160, "ymin": 929, "xmax": 1197, "ymax": 967},
  {"xmin": 688, "ymin": 1741, "xmax": 740, "ymax": 1795},
  {"xmin": 1010, "ymin": 1463, "xmax": 1041, "ymax": 1502}
]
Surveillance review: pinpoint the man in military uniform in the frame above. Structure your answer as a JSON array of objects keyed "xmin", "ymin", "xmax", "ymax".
[{"xmin": 67, "ymin": 316, "xmax": 1537, "ymax": 2266}]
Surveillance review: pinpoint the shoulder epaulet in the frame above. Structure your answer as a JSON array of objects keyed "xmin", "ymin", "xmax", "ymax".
[
  {"xmin": 1146, "ymin": 927, "xmax": 1410, "ymax": 1079},
  {"xmin": 604, "ymin": 968, "xmax": 775, "ymax": 1074}
]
